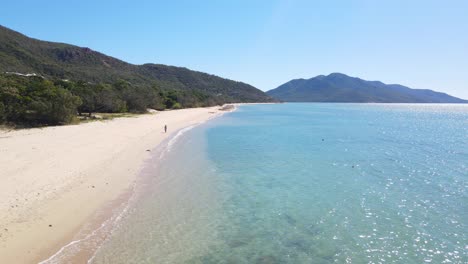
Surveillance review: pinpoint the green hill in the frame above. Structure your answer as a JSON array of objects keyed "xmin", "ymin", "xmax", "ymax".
[
  {"xmin": 0, "ymin": 25, "xmax": 274, "ymax": 126},
  {"xmin": 267, "ymin": 73, "xmax": 467, "ymax": 103}
]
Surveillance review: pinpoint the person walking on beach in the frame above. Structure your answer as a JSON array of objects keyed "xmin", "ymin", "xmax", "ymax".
[{"xmin": 164, "ymin": 125, "xmax": 167, "ymax": 133}]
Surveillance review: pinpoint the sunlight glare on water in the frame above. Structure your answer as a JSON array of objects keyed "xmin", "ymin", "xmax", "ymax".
[{"xmin": 91, "ymin": 103, "xmax": 468, "ymax": 264}]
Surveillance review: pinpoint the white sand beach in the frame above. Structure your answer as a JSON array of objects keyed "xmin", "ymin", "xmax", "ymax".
[{"xmin": 0, "ymin": 106, "xmax": 229, "ymax": 263}]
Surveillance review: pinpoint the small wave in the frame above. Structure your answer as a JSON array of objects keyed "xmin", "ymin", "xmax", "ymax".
[
  {"xmin": 166, "ymin": 125, "xmax": 196, "ymax": 152},
  {"xmin": 38, "ymin": 180, "xmax": 138, "ymax": 264},
  {"xmin": 158, "ymin": 124, "xmax": 198, "ymax": 161},
  {"xmin": 85, "ymin": 200, "xmax": 133, "ymax": 264},
  {"xmin": 38, "ymin": 199, "xmax": 132, "ymax": 264}
]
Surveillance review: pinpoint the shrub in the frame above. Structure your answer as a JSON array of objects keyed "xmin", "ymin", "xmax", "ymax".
[
  {"xmin": 0, "ymin": 102, "xmax": 5, "ymax": 123},
  {"xmin": 0, "ymin": 75, "xmax": 81, "ymax": 125}
]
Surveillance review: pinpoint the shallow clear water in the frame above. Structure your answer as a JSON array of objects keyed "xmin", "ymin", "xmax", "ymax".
[{"xmin": 91, "ymin": 103, "xmax": 467, "ymax": 263}]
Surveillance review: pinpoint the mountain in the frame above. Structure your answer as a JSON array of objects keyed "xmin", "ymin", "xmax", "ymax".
[
  {"xmin": 0, "ymin": 25, "xmax": 274, "ymax": 104},
  {"xmin": 267, "ymin": 73, "xmax": 467, "ymax": 103}
]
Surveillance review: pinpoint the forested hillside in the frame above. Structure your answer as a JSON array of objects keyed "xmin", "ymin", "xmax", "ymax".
[
  {"xmin": 267, "ymin": 73, "xmax": 467, "ymax": 103},
  {"xmin": 0, "ymin": 25, "xmax": 274, "ymax": 126}
]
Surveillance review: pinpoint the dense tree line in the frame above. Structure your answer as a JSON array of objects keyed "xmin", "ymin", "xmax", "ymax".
[
  {"xmin": 1, "ymin": 25, "xmax": 275, "ymax": 114},
  {"xmin": 0, "ymin": 25, "xmax": 275, "ymax": 127},
  {"xmin": 0, "ymin": 73, "xmax": 226, "ymax": 126},
  {"xmin": 0, "ymin": 74, "xmax": 81, "ymax": 125}
]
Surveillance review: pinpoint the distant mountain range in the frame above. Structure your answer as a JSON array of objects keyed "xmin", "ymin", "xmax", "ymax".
[
  {"xmin": 0, "ymin": 25, "xmax": 274, "ymax": 104},
  {"xmin": 267, "ymin": 73, "xmax": 467, "ymax": 103}
]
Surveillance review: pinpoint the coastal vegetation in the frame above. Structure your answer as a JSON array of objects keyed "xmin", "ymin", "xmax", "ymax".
[
  {"xmin": 0, "ymin": 25, "xmax": 275, "ymax": 126},
  {"xmin": 0, "ymin": 74, "xmax": 81, "ymax": 126},
  {"xmin": 0, "ymin": 73, "xmax": 235, "ymax": 126}
]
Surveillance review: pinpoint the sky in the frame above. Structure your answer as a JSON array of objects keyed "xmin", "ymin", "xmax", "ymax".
[{"xmin": 2, "ymin": 0, "xmax": 468, "ymax": 98}]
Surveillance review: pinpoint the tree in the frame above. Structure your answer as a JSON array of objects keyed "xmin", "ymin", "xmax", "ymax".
[
  {"xmin": 0, "ymin": 102, "xmax": 5, "ymax": 122},
  {"xmin": 0, "ymin": 75, "xmax": 81, "ymax": 126},
  {"xmin": 22, "ymin": 80, "xmax": 82, "ymax": 125}
]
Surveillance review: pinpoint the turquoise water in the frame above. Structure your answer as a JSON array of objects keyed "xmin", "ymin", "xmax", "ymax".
[{"xmin": 91, "ymin": 103, "xmax": 467, "ymax": 263}]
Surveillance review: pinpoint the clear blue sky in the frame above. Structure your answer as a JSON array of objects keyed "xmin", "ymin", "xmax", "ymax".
[{"xmin": 2, "ymin": 0, "xmax": 468, "ymax": 98}]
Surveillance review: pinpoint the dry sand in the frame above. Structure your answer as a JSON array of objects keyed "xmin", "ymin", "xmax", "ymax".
[{"xmin": 0, "ymin": 106, "xmax": 230, "ymax": 263}]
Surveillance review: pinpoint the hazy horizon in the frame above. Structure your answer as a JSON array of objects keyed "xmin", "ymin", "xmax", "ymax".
[{"xmin": 2, "ymin": 0, "xmax": 467, "ymax": 99}]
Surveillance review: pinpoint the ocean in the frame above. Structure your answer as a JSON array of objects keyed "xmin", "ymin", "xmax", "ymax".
[{"xmin": 89, "ymin": 103, "xmax": 467, "ymax": 263}]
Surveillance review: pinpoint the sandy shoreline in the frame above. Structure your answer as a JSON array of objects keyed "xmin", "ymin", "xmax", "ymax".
[{"xmin": 0, "ymin": 106, "xmax": 232, "ymax": 264}]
